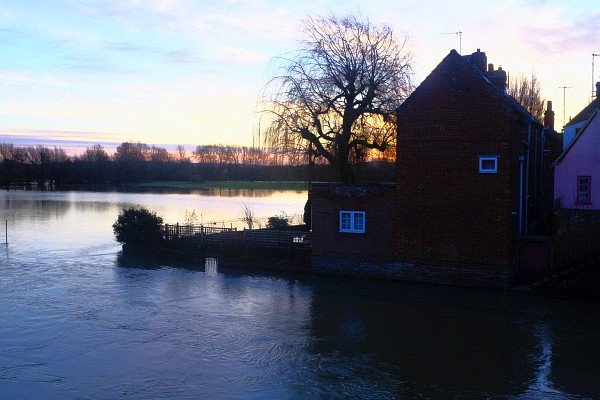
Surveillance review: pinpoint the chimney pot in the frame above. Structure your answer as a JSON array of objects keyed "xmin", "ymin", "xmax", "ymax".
[
  {"xmin": 596, "ymin": 82, "xmax": 600, "ymax": 98},
  {"xmin": 488, "ymin": 63, "xmax": 494, "ymax": 72}
]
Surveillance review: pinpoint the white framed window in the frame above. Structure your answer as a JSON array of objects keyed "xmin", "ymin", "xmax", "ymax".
[
  {"xmin": 479, "ymin": 156, "xmax": 498, "ymax": 173},
  {"xmin": 577, "ymin": 176, "xmax": 591, "ymax": 204},
  {"xmin": 339, "ymin": 211, "xmax": 365, "ymax": 233}
]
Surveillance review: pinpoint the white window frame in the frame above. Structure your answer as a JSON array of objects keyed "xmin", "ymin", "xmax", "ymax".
[
  {"xmin": 577, "ymin": 176, "xmax": 591, "ymax": 204},
  {"xmin": 339, "ymin": 211, "xmax": 365, "ymax": 233},
  {"xmin": 479, "ymin": 156, "xmax": 498, "ymax": 174}
]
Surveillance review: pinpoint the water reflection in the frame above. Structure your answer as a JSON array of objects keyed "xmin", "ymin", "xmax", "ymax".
[
  {"xmin": 1, "ymin": 187, "xmax": 307, "ymax": 230},
  {"xmin": 305, "ymin": 277, "xmax": 599, "ymax": 399},
  {"xmin": 59, "ymin": 183, "xmax": 307, "ymax": 198},
  {"xmin": 1, "ymin": 190, "xmax": 599, "ymax": 399}
]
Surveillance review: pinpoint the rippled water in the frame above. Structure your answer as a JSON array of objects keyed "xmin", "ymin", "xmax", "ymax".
[{"xmin": 1, "ymin": 189, "xmax": 599, "ymax": 399}]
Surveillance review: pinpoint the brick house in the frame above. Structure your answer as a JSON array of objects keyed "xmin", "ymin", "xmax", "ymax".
[
  {"xmin": 395, "ymin": 49, "xmax": 559, "ymax": 286},
  {"xmin": 310, "ymin": 49, "xmax": 559, "ymax": 287}
]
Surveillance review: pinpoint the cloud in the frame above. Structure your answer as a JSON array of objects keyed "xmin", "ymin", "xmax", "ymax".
[
  {"xmin": 0, "ymin": 69, "xmax": 82, "ymax": 87},
  {"xmin": 520, "ymin": 10, "xmax": 600, "ymax": 59},
  {"xmin": 76, "ymin": 0, "xmax": 202, "ymax": 31},
  {"xmin": 76, "ymin": 0, "xmax": 298, "ymax": 45}
]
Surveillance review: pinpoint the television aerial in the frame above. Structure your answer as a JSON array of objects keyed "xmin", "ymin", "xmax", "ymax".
[{"xmin": 442, "ymin": 30, "xmax": 462, "ymax": 54}]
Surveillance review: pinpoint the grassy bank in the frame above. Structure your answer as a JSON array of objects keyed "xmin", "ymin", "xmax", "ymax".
[{"xmin": 134, "ymin": 181, "xmax": 309, "ymax": 191}]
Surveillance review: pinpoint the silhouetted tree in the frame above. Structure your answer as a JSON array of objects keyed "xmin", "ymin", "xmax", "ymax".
[
  {"xmin": 113, "ymin": 142, "xmax": 148, "ymax": 163},
  {"xmin": 78, "ymin": 144, "xmax": 110, "ymax": 163},
  {"xmin": 149, "ymin": 146, "xmax": 172, "ymax": 163},
  {"xmin": 113, "ymin": 142, "xmax": 149, "ymax": 182},
  {"xmin": 175, "ymin": 145, "xmax": 190, "ymax": 163},
  {"xmin": 261, "ymin": 14, "xmax": 413, "ymax": 183},
  {"xmin": 508, "ymin": 73, "xmax": 545, "ymax": 121}
]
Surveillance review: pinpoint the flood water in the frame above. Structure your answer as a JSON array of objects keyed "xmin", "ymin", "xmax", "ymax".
[{"xmin": 1, "ymin": 189, "xmax": 599, "ymax": 399}]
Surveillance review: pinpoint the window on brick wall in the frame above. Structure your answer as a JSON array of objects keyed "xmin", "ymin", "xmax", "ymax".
[
  {"xmin": 577, "ymin": 176, "xmax": 591, "ymax": 204},
  {"xmin": 479, "ymin": 156, "xmax": 498, "ymax": 173},
  {"xmin": 339, "ymin": 211, "xmax": 365, "ymax": 233}
]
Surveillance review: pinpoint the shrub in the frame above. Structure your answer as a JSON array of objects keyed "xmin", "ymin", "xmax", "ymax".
[
  {"xmin": 113, "ymin": 207, "xmax": 164, "ymax": 245},
  {"xmin": 303, "ymin": 197, "xmax": 311, "ymax": 227},
  {"xmin": 267, "ymin": 213, "xmax": 290, "ymax": 230}
]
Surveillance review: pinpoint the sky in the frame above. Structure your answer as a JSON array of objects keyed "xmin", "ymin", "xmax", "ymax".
[{"xmin": 1, "ymin": 0, "xmax": 599, "ymax": 156}]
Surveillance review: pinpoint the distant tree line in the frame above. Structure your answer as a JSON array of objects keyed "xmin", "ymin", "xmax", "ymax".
[{"xmin": 0, "ymin": 141, "xmax": 394, "ymax": 186}]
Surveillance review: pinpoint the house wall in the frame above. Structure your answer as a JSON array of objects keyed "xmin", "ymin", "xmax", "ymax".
[
  {"xmin": 395, "ymin": 51, "xmax": 540, "ymax": 274},
  {"xmin": 310, "ymin": 182, "xmax": 513, "ymax": 288},
  {"xmin": 554, "ymin": 114, "xmax": 600, "ymax": 210},
  {"xmin": 310, "ymin": 183, "xmax": 396, "ymax": 262}
]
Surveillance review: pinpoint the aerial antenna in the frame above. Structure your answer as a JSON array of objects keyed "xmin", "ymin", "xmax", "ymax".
[
  {"xmin": 442, "ymin": 30, "xmax": 462, "ymax": 54},
  {"xmin": 558, "ymin": 86, "xmax": 572, "ymax": 128},
  {"xmin": 592, "ymin": 53, "xmax": 600, "ymax": 100}
]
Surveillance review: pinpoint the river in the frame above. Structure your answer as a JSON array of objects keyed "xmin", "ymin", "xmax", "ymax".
[{"xmin": 0, "ymin": 188, "xmax": 599, "ymax": 399}]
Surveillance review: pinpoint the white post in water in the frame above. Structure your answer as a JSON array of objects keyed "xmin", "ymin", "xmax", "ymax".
[
  {"xmin": 205, "ymin": 257, "xmax": 218, "ymax": 275},
  {"xmin": 4, "ymin": 220, "xmax": 6, "ymax": 244}
]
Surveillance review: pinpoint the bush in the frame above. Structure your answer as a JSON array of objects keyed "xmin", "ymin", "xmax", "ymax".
[
  {"xmin": 303, "ymin": 196, "xmax": 311, "ymax": 227},
  {"xmin": 113, "ymin": 207, "xmax": 164, "ymax": 245},
  {"xmin": 267, "ymin": 213, "xmax": 290, "ymax": 230}
]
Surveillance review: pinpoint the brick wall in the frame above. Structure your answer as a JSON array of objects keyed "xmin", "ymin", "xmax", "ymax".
[
  {"xmin": 395, "ymin": 51, "xmax": 533, "ymax": 274},
  {"xmin": 311, "ymin": 183, "xmax": 396, "ymax": 262}
]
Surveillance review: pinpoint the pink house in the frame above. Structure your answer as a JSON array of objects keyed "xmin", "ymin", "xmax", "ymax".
[{"xmin": 554, "ymin": 109, "xmax": 600, "ymax": 209}]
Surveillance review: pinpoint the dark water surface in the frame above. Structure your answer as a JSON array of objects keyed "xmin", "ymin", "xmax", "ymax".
[{"xmin": 1, "ymin": 190, "xmax": 599, "ymax": 399}]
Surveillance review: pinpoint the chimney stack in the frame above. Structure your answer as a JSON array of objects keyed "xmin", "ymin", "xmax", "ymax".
[
  {"xmin": 544, "ymin": 100, "xmax": 555, "ymax": 131},
  {"xmin": 487, "ymin": 66, "xmax": 507, "ymax": 91},
  {"xmin": 470, "ymin": 49, "xmax": 487, "ymax": 73}
]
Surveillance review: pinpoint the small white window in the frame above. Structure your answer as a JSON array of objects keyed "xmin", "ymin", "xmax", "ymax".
[
  {"xmin": 340, "ymin": 211, "xmax": 365, "ymax": 233},
  {"xmin": 479, "ymin": 156, "xmax": 498, "ymax": 173}
]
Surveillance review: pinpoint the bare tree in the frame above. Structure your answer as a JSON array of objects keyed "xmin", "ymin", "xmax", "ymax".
[
  {"xmin": 193, "ymin": 145, "xmax": 219, "ymax": 164},
  {"xmin": 240, "ymin": 203, "xmax": 256, "ymax": 230},
  {"xmin": 78, "ymin": 144, "xmax": 110, "ymax": 163},
  {"xmin": 113, "ymin": 142, "xmax": 149, "ymax": 162},
  {"xmin": 175, "ymin": 145, "xmax": 190, "ymax": 163},
  {"xmin": 508, "ymin": 73, "xmax": 545, "ymax": 121},
  {"xmin": 261, "ymin": 14, "xmax": 413, "ymax": 183},
  {"xmin": 149, "ymin": 146, "xmax": 172, "ymax": 162}
]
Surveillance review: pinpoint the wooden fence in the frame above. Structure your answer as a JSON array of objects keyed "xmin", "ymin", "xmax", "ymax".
[
  {"xmin": 163, "ymin": 223, "xmax": 310, "ymax": 249},
  {"xmin": 163, "ymin": 224, "xmax": 237, "ymax": 241}
]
